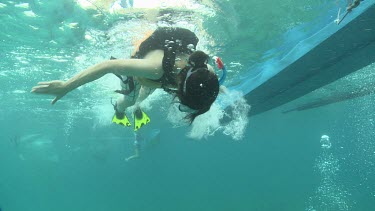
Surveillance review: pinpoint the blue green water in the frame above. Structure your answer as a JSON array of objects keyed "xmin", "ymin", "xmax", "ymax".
[{"xmin": 1, "ymin": 0, "xmax": 375, "ymax": 210}]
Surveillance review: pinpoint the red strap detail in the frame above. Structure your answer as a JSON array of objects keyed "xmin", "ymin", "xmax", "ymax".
[{"xmin": 216, "ymin": 57, "xmax": 224, "ymax": 69}]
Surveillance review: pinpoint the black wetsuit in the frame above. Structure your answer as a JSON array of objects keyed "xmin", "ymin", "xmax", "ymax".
[{"xmin": 114, "ymin": 27, "xmax": 199, "ymax": 95}]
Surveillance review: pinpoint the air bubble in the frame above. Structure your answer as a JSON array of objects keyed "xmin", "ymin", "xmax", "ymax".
[
  {"xmin": 187, "ymin": 44, "xmax": 195, "ymax": 50},
  {"xmin": 321, "ymin": 135, "xmax": 331, "ymax": 149}
]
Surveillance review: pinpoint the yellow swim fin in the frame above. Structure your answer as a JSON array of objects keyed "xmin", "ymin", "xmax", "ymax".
[
  {"xmin": 112, "ymin": 112, "xmax": 131, "ymax": 127},
  {"xmin": 133, "ymin": 108, "xmax": 150, "ymax": 131}
]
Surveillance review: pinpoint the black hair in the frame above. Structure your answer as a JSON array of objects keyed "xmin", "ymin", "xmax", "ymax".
[{"xmin": 174, "ymin": 51, "xmax": 220, "ymax": 124}]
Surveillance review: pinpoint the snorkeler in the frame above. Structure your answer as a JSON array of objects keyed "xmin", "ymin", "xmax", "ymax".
[
  {"xmin": 347, "ymin": 0, "xmax": 362, "ymax": 12},
  {"xmin": 31, "ymin": 27, "xmax": 227, "ymax": 130},
  {"xmin": 336, "ymin": 0, "xmax": 363, "ymax": 25}
]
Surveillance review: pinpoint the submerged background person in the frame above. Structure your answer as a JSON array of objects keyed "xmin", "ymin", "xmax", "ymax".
[
  {"xmin": 31, "ymin": 27, "xmax": 220, "ymax": 130},
  {"xmin": 126, "ymin": 129, "xmax": 161, "ymax": 161},
  {"xmin": 125, "ymin": 132, "xmax": 142, "ymax": 161}
]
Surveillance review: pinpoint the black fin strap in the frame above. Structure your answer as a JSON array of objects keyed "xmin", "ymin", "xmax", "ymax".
[
  {"xmin": 110, "ymin": 56, "xmax": 128, "ymax": 84},
  {"xmin": 162, "ymin": 87, "xmax": 177, "ymax": 94},
  {"xmin": 114, "ymin": 74, "xmax": 126, "ymax": 83},
  {"xmin": 111, "ymin": 99, "xmax": 125, "ymax": 118},
  {"xmin": 109, "ymin": 56, "xmax": 136, "ymax": 95},
  {"xmin": 115, "ymin": 76, "xmax": 135, "ymax": 95}
]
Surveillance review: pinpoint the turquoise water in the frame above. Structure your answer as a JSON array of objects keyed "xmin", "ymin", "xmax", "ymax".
[{"xmin": 1, "ymin": 0, "xmax": 375, "ymax": 210}]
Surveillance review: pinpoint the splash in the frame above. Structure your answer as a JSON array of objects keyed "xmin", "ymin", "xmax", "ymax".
[
  {"xmin": 13, "ymin": 133, "xmax": 59, "ymax": 163},
  {"xmin": 140, "ymin": 89, "xmax": 168, "ymax": 112},
  {"xmin": 91, "ymin": 100, "xmax": 117, "ymax": 128},
  {"xmin": 141, "ymin": 88, "xmax": 251, "ymax": 141},
  {"xmin": 187, "ymin": 90, "xmax": 251, "ymax": 140}
]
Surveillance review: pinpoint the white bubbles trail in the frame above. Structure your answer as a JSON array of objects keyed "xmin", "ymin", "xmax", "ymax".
[
  {"xmin": 185, "ymin": 89, "xmax": 251, "ymax": 140},
  {"xmin": 306, "ymin": 135, "xmax": 351, "ymax": 211}
]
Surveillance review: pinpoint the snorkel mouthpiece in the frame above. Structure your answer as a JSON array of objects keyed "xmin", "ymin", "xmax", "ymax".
[
  {"xmin": 215, "ymin": 56, "xmax": 224, "ymax": 69},
  {"xmin": 213, "ymin": 56, "xmax": 227, "ymax": 85}
]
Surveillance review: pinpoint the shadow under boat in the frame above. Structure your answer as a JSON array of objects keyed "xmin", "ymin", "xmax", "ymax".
[
  {"xmin": 282, "ymin": 83, "xmax": 375, "ymax": 113},
  {"xmin": 244, "ymin": 2, "xmax": 375, "ymax": 116}
]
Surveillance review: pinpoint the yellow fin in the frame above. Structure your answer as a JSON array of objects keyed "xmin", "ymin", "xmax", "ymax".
[
  {"xmin": 134, "ymin": 108, "xmax": 150, "ymax": 131},
  {"xmin": 112, "ymin": 113, "xmax": 131, "ymax": 127}
]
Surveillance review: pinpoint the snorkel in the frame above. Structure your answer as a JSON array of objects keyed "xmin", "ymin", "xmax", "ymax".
[{"xmin": 213, "ymin": 56, "xmax": 227, "ymax": 85}]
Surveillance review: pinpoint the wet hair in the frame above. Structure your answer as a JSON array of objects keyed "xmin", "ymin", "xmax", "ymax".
[{"xmin": 174, "ymin": 51, "xmax": 220, "ymax": 124}]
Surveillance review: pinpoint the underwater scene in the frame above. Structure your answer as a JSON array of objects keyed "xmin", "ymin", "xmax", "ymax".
[{"xmin": 1, "ymin": 0, "xmax": 375, "ymax": 210}]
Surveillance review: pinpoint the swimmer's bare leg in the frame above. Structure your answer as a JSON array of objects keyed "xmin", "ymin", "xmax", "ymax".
[
  {"xmin": 114, "ymin": 78, "xmax": 138, "ymax": 114},
  {"xmin": 133, "ymin": 85, "xmax": 155, "ymax": 109},
  {"xmin": 116, "ymin": 94, "xmax": 135, "ymax": 113}
]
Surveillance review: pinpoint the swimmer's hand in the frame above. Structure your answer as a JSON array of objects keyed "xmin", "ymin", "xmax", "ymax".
[
  {"xmin": 219, "ymin": 85, "xmax": 228, "ymax": 94},
  {"xmin": 125, "ymin": 154, "xmax": 139, "ymax": 162},
  {"xmin": 31, "ymin": 80, "xmax": 68, "ymax": 104}
]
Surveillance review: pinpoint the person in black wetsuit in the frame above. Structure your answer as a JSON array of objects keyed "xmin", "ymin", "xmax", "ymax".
[{"xmin": 31, "ymin": 27, "xmax": 220, "ymax": 130}]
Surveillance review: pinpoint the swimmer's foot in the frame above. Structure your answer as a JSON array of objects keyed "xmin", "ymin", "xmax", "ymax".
[
  {"xmin": 133, "ymin": 108, "xmax": 150, "ymax": 131},
  {"xmin": 111, "ymin": 99, "xmax": 131, "ymax": 127},
  {"xmin": 112, "ymin": 111, "xmax": 131, "ymax": 127}
]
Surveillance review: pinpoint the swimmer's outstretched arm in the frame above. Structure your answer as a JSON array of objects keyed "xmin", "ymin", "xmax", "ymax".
[{"xmin": 31, "ymin": 57, "xmax": 163, "ymax": 104}]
